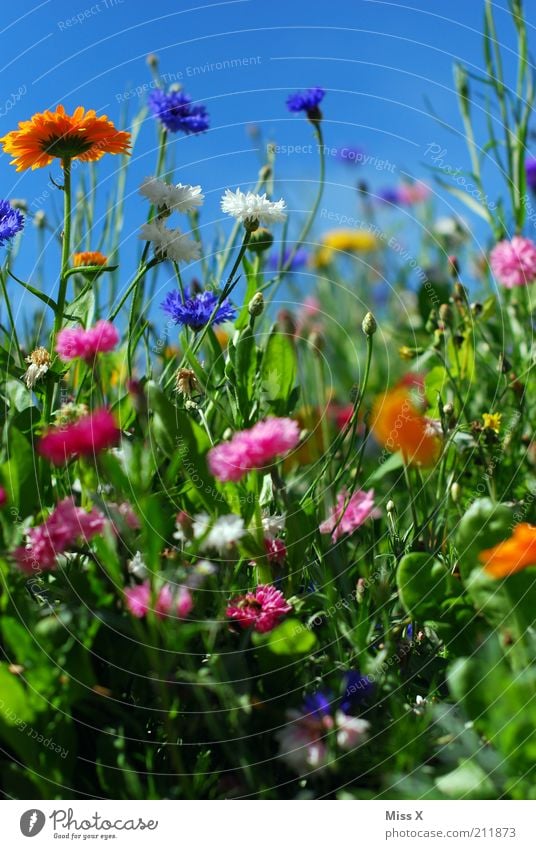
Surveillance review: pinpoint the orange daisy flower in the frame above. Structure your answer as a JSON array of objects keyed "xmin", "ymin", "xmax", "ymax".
[
  {"xmin": 1, "ymin": 106, "xmax": 131, "ymax": 171},
  {"xmin": 478, "ymin": 523, "xmax": 536, "ymax": 578},
  {"xmin": 73, "ymin": 251, "xmax": 108, "ymax": 268},
  {"xmin": 370, "ymin": 387, "xmax": 441, "ymax": 467}
]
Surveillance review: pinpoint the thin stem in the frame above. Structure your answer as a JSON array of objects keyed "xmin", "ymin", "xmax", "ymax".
[{"xmin": 53, "ymin": 158, "xmax": 73, "ymax": 343}]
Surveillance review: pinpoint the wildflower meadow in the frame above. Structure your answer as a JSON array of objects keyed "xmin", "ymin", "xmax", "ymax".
[{"xmin": 1, "ymin": 0, "xmax": 536, "ymax": 816}]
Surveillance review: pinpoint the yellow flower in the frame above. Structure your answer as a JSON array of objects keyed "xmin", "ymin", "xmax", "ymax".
[
  {"xmin": 482, "ymin": 412, "xmax": 501, "ymax": 434},
  {"xmin": 312, "ymin": 229, "xmax": 379, "ymax": 267}
]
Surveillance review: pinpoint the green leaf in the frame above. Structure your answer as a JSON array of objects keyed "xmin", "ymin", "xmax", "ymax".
[
  {"xmin": 261, "ymin": 326, "xmax": 296, "ymax": 409},
  {"xmin": 397, "ymin": 552, "xmax": 450, "ymax": 620},
  {"xmin": 0, "ymin": 663, "xmax": 33, "ymax": 724},
  {"xmin": 264, "ymin": 618, "xmax": 317, "ymax": 656}
]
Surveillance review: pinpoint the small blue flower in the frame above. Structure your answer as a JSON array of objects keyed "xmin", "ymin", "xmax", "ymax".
[
  {"xmin": 268, "ymin": 246, "xmax": 309, "ymax": 272},
  {"xmin": 161, "ymin": 288, "xmax": 235, "ymax": 331},
  {"xmin": 286, "ymin": 87, "xmax": 325, "ymax": 117},
  {"xmin": 0, "ymin": 199, "xmax": 24, "ymax": 246},
  {"xmin": 340, "ymin": 670, "xmax": 373, "ymax": 714},
  {"xmin": 526, "ymin": 158, "xmax": 536, "ymax": 192},
  {"xmin": 378, "ymin": 187, "xmax": 402, "ymax": 204},
  {"xmin": 302, "ymin": 691, "xmax": 332, "ymax": 719},
  {"xmin": 148, "ymin": 89, "xmax": 209, "ymax": 135}
]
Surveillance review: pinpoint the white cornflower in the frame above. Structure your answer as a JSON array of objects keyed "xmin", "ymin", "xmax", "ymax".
[
  {"xmin": 23, "ymin": 347, "xmax": 50, "ymax": 389},
  {"xmin": 139, "ymin": 219, "xmax": 200, "ymax": 263},
  {"xmin": 262, "ymin": 513, "xmax": 286, "ymax": 540},
  {"xmin": 139, "ymin": 177, "xmax": 204, "ymax": 214},
  {"xmin": 192, "ymin": 512, "xmax": 245, "ymax": 555},
  {"xmin": 221, "ymin": 188, "xmax": 287, "ymax": 228},
  {"xmin": 127, "ymin": 551, "xmax": 148, "ymax": 579}
]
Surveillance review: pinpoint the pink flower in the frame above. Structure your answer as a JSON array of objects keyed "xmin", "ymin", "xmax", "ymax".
[
  {"xmin": 276, "ymin": 709, "xmax": 332, "ymax": 774},
  {"xmin": 38, "ymin": 408, "xmax": 120, "ymax": 464},
  {"xmin": 226, "ymin": 584, "xmax": 292, "ymax": 633},
  {"xmin": 125, "ymin": 581, "xmax": 193, "ymax": 619},
  {"xmin": 334, "ymin": 711, "xmax": 370, "ymax": 750},
  {"xmin": 208, "ymin": 418, "xmax": 300, "ymax": 482},
  {"xmin": 490, "ymin": 236, "xmax": 536, "ymax": 288},
  {"xmin": 0, "ymin": 486, "xmax": 6, "ymax": 507},
  {"xmin": 56, "ymin": 320, "xmax": 120, "ymax": 361},
  {"xmin": 265, "ymin": 537, "xmax": 287, "ymax": 565},
  {"xmin": 13, "ymin": 497, "xmax": 107, "ymax": 572},
  {"xmin": 397, "ymin": 181, "xmax": 430, "ymax": 205},
  {"xmin": 319, "ymin": 488, "xmax": 379, "ymax": 542}
]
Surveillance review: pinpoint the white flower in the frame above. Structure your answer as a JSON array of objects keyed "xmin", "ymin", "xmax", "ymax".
[
  {"xmin": 335, "ymin": 711, "xmax": 370, "ymax": 750},
  {"xmin": 276, "ymin": 710, "xmax": 329, "ymax": 774},
  {"xmin": 433, "ymin": 215, "xmax": 469, "ymax": 245},
  {"xmin": 262, "ymin": 512, "xmax": 286, "ymax": 540},
  {"xmin": 192, "ymin": 513, "xmax": 245, "ymax": 555},
  {"xmin": 412, "ymin": 695, "xmax": 428, "ymax": 715},
  {"xmin": 221, "ymin": 188, "xmax": 287, "ymax": 226},
  {"xmin": 23, "ymin": 347, "xmax": 50, "ymax": 389},
  {"xmin": 127, "ymin": 551, "xmax": 148, "ymax": 579},
  {"xmin": 139, "ymin": 219, "xmax": 200, "ymax": 263},
  {"xmin": 139, "ymin": 177, "xmax": 204, "ymax": 214}
]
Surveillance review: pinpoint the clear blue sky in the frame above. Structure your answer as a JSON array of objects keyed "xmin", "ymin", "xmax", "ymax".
[{"xmin": 1, "ymin": 0, "xmax": 535, "ymax": 310}]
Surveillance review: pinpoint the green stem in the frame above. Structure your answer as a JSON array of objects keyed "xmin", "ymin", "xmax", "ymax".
[{"xmin": 53, "ymin": 157, "xmax": 73, "ymax": 343}]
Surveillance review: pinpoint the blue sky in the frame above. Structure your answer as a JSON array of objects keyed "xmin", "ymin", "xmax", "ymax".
[{"xmin": 1, "ymin": 0, "xmax": 535, "ymax": 312}]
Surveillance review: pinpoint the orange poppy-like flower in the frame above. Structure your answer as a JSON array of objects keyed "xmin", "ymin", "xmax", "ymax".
[
  {"xmin": 1, "ymin": 106, "xmax": 131, "ymax": 171},
  {"xmin": 478, "ymin": 523, "xmax": 536, "ymax": 578},
  {"xmin": 73, "ymin": 251, "xmax": 108, "ymax": 268},
  {"xmin": 370, "ymin": 387, "xmax": 441, "ymax": 467}
]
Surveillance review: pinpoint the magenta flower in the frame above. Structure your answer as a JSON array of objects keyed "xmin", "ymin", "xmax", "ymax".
[
  {"xmin": 38, "ymin": 408, "xmax": 120, "ymax": 464},
  {"xmin": 207, "ymin": 417, "xmax": 300, "ymax": 482},
  {"xmin": 265, "ymin": 537, "xmax": 287, "ymax": 565},
  {"xmin": 125, "ymin": 581, "xmax": 193, "ymax": 619},
  {"xmin": 56, "ymin": 320, "xmax": 119, "ymax": 362},
  {"xmin": 490, "ymin": 236, "xmax": 536, "ymax": 288},
  {"xmin": 13, "ymin": 497, "xmax": 107, "ymax": 572},
  {"xmin": 319, "ymin": 488, "xmax": 379, "ymax": 542},
  {"xmin": 226, "ymin": 584, "xmax": 292, "ymax": 633}
]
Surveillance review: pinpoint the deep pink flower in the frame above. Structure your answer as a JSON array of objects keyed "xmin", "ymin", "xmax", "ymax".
[
  {"xmin": 226, "ymin": 584, "xmax": 292, "ymax": 633},
  {"xmin": 125, "ymin": 581, "xmax": 193, "ymax": 619},
  {"xmin": 208, "ymin": 418, "xmax": 300, "ymax": 482},
  {"xmin": 56, "ymin": 320, "xmax": 119, "ymax": 362},
  {"xmin": 490, "ymin": 236, "xmax": 536, "ymax": 288},
  {"xmin": 319, "ymin": 488, "xmax": 379, "ymax": 542},
  {"xmin": 38, "ymin": 408, "xmax": 119, "ymax": 464},
  {"xmin": 13, "ymin": 497, "xmax": 107, "ymax": 572},
  {"xmin": 265, "ymin": 537, "xmax": 287, "ymax": 565},
  {"xmin": 0, "ymin": 486, "xmax": 6, "ymax": 507}
]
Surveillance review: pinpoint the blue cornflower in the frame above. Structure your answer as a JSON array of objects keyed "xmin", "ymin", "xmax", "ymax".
[
  {"xmin": 161, "ymin": 288, "xmax": 235, "ymax": 331},
  {"xmin": 340, "ymin": 670, "xmax": 373, "ymax": 714},
  {"xmin": 286, "ymin": 87, "xmax": 325, "ymax": 120},
  {"xmin": 378, "ymin": 187, "xmax": 402, "ymax": 204},
  {"xmin": 526, "ymin": 158, "xmax": 536, "ymax": 192},
  {"xmin": 268, "ymin": 246, "xmax": 309, "ymax": 272},
  {"xmin": 302, "ymin": 691, "xmax": 332, "ymax": 719},
  {"xmin": 0, "ymin": 199, "xmax": 24, "ymax": 246},
  {"xmin": 148, "ymin": 89, "xmax": 210, "ymax": 135}
]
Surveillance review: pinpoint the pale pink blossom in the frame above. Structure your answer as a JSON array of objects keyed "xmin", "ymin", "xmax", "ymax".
[
  {"xmin": 334, "ymin": 711, "xmax": 370, "ymax": 750},
  {"xmin": 13, "ymin": 498, "xmax": 107, "ymax": 572},
  {"xmin": 125, "ymin": 581, "xmax": 193, "ymax": 619},
  {"xmin": 208, "ymin": 418, "xmax": 300, "ymax": 482},
  {"xmin": 490, "ymin": 236, "xmax": 536, "ymax": 288},
  {"xmin": 56, "ymin": 320, "xmax": 120, "ymax": 361},
  {"xmin": 226, "ymin": 584, "xmax": 292, "ymax": 633},
  {"xmin": 276, "ymin": 709, "xmax": 332, "ymax": 774},
  {"xmin": 319, "ymin": 488, "xmax": 379, "ymax": 542}
]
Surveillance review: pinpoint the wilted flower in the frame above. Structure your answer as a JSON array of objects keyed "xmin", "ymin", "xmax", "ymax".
[
  {"xmin": 140, "ymin": 219, "xmax": 200, "ymax": 264},
  {"xmin": 175, "ymin": 367, "xmax": 200, "ymax": 397},
  {"xmin": 221, "ymin": 188, "xmax": 287, "ymax": 229},
  {"xmin": 23, "ymin": 347, "xmax": 50, "ymax": 389},
  {"xmin": 139, "ymin": 177, "xmax": 204, "ymax": 215},
  {"xmin": 490, "ymin": 236, "xmax": 536, "ymax": 288},
  {"xmin": 226, "ymin": 584, "xmax": 292, "ymax": 633}
]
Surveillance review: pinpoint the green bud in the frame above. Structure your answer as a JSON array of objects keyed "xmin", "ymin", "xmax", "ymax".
[
  {"xmin": 362, "ymin": 311, "xmax": 377, "ymax": 336},
  {"xmin": 248, "ymin": 227, "xmax": 273, "ymax": 254},
  {"xmin": 248, "ymin": 292, "xmax": 264, "ymax": 317}
]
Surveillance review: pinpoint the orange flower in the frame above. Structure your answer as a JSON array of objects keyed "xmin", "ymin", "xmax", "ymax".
[
  {"xmin": 1, "ymin": 106, "xmax": 131, "ymax": 171},
  {"xmin": 478, "ymin": 523, "xmax": 536, "ymax": 578},
  {"xmin": 73, "ymin": 251, "xmax": 108, "ymax": 267},
  {"xmin": 370, "ymin": 387, "xmax": 441, "ymax": 467}
]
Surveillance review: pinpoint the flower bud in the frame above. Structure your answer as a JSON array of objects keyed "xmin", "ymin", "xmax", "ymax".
[
  {"xmin": 248, "ymin": 292, "xmax": 265, "ymax": 317},
  {"xmin": 439, "ymin": 303, "xmax": 453, "ymax": 325},
  {"xmin": 248, "ymin": 227, "xmax": 273, "ymax": 254},
  {"xmin": 450, "ymin": 482, "xmax": 461, "ymax": 503},
  {"xmin": 146, "ymin": 53, "xmax": 159, "ymax": 69},
  {"xmin": 386, "ymin": 500, "xmax": 395, "ymax": 514},
  {"xmin": 362, "ymin": 311, "xmax": 377, "ymax": 336}
]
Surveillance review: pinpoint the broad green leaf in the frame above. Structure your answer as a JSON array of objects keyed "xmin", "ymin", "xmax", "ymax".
[
  {"xmin": 265, "ymin": 618, "xmax": 317, "ymax": 656},
  {"xmin": 261, "ymin": 326, "xmax": 296, "ymax": 408}
]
